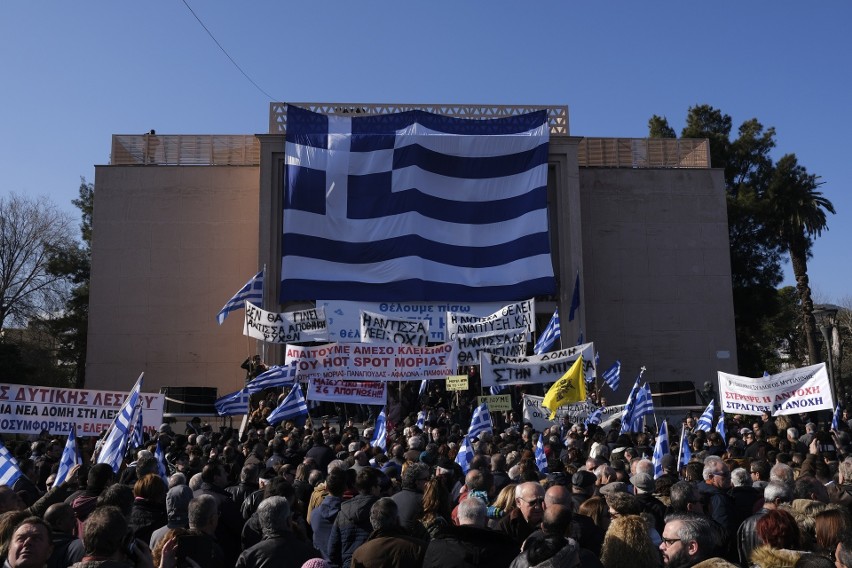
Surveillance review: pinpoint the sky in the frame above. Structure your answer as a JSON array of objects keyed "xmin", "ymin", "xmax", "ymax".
[{"xmin": 2, "ymin": 1, "xmax": 850, "ymax": 303}]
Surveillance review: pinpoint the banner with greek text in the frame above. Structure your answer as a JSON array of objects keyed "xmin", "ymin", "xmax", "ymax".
[
  {"xmin": 0, "ymin": 383, "xmax": 165, "ymax": 437},
  {"xmin": 456, "ymin": 328, "xmax": 527, "ymax": 366},
  {"xmin": 480, "ymin": 342, "xmax": 596, "ymax": 387},
  {"xmin": 306, "ymin": 378, "xmax": 387, "ymax": 405},
  {"xmin": 446, "ymin": 299, "xmax": 536, "ymax": 340},
  {"xmin": 717, "ymin": 363, "xmax": 833, "ymax": 416},
  {"xmin": 522, "ymin": 396, "xmax": 625, "ymax": 431},
  {"xmin": 284, "ymin": 342, "xmax": 457, "ymax": 382},
  {"xmin": 244, "ymin": 303, "xmax": 327, "ymax": 343},
  {"xmin": 319, "ymin": 300, "xmax": 508, "ymax": 343},
  {"xmin": 360, "ymin": 310, "xmax": 429, "ymax": 346}
]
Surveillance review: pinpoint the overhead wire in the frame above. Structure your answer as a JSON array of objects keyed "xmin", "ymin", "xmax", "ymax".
[{"xmin": 179, "ymin": 0, "xmax": 278, "ymax": 101}]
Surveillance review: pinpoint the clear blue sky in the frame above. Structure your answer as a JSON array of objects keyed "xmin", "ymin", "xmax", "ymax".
[{"xmin": 2, "ymin": 1, "xmax": 849, "ymax": 302}]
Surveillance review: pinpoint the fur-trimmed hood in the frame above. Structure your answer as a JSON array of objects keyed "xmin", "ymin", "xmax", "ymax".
[
  {"xmin": 749, "ymin": 545, "xmax": 803, "ymax": 568},
  {"xmin": 693, "ymin": 558, "xmax": 739, "ymax": 568}
]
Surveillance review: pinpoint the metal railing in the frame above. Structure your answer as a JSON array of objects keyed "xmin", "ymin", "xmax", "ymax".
[
  {"xmin": 111, "ymin": 134, "xmax": 261, "ymax": 166},
  {"xmin": 577, "ymin": 137, "xmax": 710, "ymax": 168}
]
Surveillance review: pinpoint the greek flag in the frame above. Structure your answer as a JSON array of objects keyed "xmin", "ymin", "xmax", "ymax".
[
  {"xmin": 0, "ymin": 440, "xmax": 22, "ymax": 487},
  {"xmin": 415, "ymin": 410, "xmax": 426, "ymax": 430},
  {"xmin": 281, "ymin": 105, "xmax": 554, "ymax": 302},
  {"xmin": 97, "ymin": 373, "xmax": 143, "ymax": 473},
  {"xmin": 679, "ymin": 426, "xmax": 692, "ymax": 469},
  {"xmin": 468, "ymin": 402, "xmax": 493, "ymax": 440},
  {"xmin": 631, "ymin": 383, "xmax": 654, "ymax": 432},
  {"xmin": 568, "ymin": 271, "xmax": 581, "ymax": 321},
  {"xmin": 602, "ymin": 360, "xmax": 621, "ymax": 392},
  {"xmin": 128, "ymin": 403, "xmax": 144, "ymax": 450},
  {"xmin": 695, "ymin": 400, "xmax": 715, "ymax": 432},
  {"xmin": 715, "ymin": 415, "xmax": 727, "ymax": 444},
  {"xmin": 371, "ymin": 409, "xmax": 387, "ymax": 451},
  {"xmin": 535, "ymin": 433, "xmax": 548, "ymax": 473},
  {"xmin": 653, "ymin": 420, "xmax": 669, "ymax": 479},
  {"xmin": 619, "ymin": 375, "xmax": 643, "ymax": 435},
  {"xmin": 215, "ymin": 388, "xmax": 250, "ymax": 417},
  {"xmin": 155, "ymin": 442, "xmax": 169, "ymax": 482},
  {"xmin": 216, "ymin": 269, "xmax": 263, "ymax": 325},
  {"xmin": 586, "ymin": 406, "xmax": 603, "ymax": 426},
  {"xmin": 418, "ymin": 379, "xmax": 428, "ymax": 397},
  {"xmin": 246, "ymin": 363, "xmax": 298, "ymax": 394},
  {"xmin": 53, "ymin": 425, "xmax": 81, "ymax": 489},
  {"xmin": 267, "ymin": 383, "xmax": 309, "ymax": 425},
  {"xmin": 534, "ymin": 309, "xmax": 560, "ymax": 354},
  {"xmin": 455, "ymin": 435, "xmax": 474, "ymax": 474},
  {"xmin": 832, "ymin": 404, "xmax": 842, "ymax": 431}
]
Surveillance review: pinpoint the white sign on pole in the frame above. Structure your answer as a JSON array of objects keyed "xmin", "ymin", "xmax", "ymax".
[{"xmin": 244, "ymin": 302, "xmax": 327, "ymax": 343}]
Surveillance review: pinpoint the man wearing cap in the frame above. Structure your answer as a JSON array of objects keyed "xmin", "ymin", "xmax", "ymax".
[
  {"xmin": 150, "ymin": 484, "xmax": 194, "ymax": 549},
  {"xmin": 570, "ymin": 471, "xmax": 596, "ymax": 512},
  {"xmin": 629, "ymin": 472, "xmax": 666, "ymax": 533}
]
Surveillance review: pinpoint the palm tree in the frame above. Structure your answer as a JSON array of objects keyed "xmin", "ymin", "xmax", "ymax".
[{"xmin": 766, "ymin": 154, "xmax": 835, "ymax": 365}]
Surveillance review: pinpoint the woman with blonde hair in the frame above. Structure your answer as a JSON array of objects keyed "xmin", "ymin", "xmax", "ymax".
[
  {"xmin": 488, "ymin": 483, "xmax": 517, "ymax": 529},
  {"xmin": 411, "ymin": 478, "xmax": 451, "ymax": 540},
  {"xmin": 600, "ymin": 514, "xmax": 661, "ymax": 568}
]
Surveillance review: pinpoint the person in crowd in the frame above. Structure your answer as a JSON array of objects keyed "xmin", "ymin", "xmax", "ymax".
[
  {"xmin": 750, "ymin": 508, "xmax": 804, "ymax": 567},
  {"xmin": 390, "ymin": 462, "xmax": 429, "ymax": 531},
  {"xmin": 150, "ymin": 484, "xmax": 194, "ymax": 550},
  {"xmin": 497, "ymin": 482, "xmax": 545, "ymax": 546},
  {"xmin": 737, "ymin": 481, "xmax": 795, "ymax": 567},
  {"xmin": 311, "ymin": 467, "xmax": 346, "ymax": 560},
  {"xmin": 236, "ymin": 496, "xmax": 322, "ymax": 568},
  {"xmin": 193, "ymin": 462, "xmax": 243, "ymax": 566},
  {"xmin": 329, "ymin": 467, "xmax": 381, "ymax": 568},
  {"xmin": 129, "ymin": 474, "xmax": 168, "ymax": 544},
  {"xmin": 349, "ymin": 498, "xmax": 426, "ymax": 568},
  {"xmin": 659, "ymin": 513, "xmax": 733, "ymax": 568},
  {"xmin": 227, "ymin": 464, "xmax": 261, "ymax": 510},
  {"xmin": 511, "ymin": 504, "xmax": 602, "ymax": 568},
  {"xmin": 7, "ymin": 516, "xmax": 56, "ymax": 568},
  {"xmin": 600, "ymin": 513, "xmax": 659, "ymax": 568},
  {"xmin": 44, "ymin": 502, "xmax": 85, "ymax": 568},
  {"xmin": 70, "ymin": 506, "xmax": 156, "ymax": 568}
]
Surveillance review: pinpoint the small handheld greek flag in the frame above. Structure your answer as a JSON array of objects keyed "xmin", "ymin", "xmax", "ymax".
[
  {"xmin": 0, "ymin": 440, "xmax": 22, "ymax": 487},
  {"xmin": 535, "ymin": 433, "xmax": 548, "ymax": 474},
  {"xmin": 246, "ymin": 363, "xmax": 298, "ymax": 394},
  {"xmin": 468, "ymin": 402, "xmax": 493, "ymax": 440},
  {"xmin": 53, "ymin": 425, "xmax": 81, "ymax": 489},
  {"xmin": 266, "ymin": 383, "xmax": 308, "ymax": 425},
  {"xmin": 695, "ymin": 400, "xmax": 715, "ymax": 432},
  {"xmin": 715, "ymin": 415, "xmax": 727, "ymax": 443},
  {"xmin": 534, "ymin": 309, "xmax": 560, "ymax": 355},
  {"xmin": 371, "ymin": 409, "xmax": 387, "ymax": 451},
  {"xmin": 97, "ymin": 373, "xmax": 144, "ymax": 473},
  {"xmin": 653, "ymin": 421, "xmax": 670, "ymax": 479},
  {"xmin": 602, "ymin": 360, "xmax": 621, "ymax": 392},
  {"xmin": 832, "ymin": 404, "xmax": 842, "ymax": 431},
  {"xmin": 215, "ymin": 389, "xmax": 250, "ymax": 417},
  {"xmin": 679, "ymin": 426, "xmax": 692, "ymax": 469},
  {"xmin": 455, "ymin": 435, "xmax": 474, "ymax": 474},
  {"xmin": 216, "ymin": 269, "xmax": 264, "ymax": 325}
]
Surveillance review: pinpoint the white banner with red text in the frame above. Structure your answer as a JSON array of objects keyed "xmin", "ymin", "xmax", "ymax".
[
  {"xmin": 306, "ymin": 378, "xmax": 387, "ymax": 405},
  {"xmin": 717, "ymin": 363, "xmax": 833, "ymax": 416}
]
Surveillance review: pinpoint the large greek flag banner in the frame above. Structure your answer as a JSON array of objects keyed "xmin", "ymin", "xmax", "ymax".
[{"xmin": 282, "ymin": 105, "xmax": 554, "ymax": 301}]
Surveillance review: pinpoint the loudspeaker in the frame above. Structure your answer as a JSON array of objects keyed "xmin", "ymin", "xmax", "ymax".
[{"xmin": 160, "ymin": 387, "xmax": 218, "ymax": 415}]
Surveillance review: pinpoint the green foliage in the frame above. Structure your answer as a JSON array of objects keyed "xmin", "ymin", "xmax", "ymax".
[{"xmin": 648, "ymin": 115, "xmax": 676, "ymax": 139}]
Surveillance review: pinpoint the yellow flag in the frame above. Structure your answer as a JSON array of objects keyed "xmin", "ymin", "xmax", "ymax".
[{"xmin": 542, "ymin": 356, "xmax": 586, "ymax": 419}]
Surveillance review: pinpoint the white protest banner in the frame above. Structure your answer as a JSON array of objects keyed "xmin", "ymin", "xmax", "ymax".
[
  {"xmin": 0, "ymin": 383, "xmax": 164, "ymax": 437},
  {"xmin": 477, "ymin": 394, "xmax": 512, "ymax": 412},
  {"xmin": 319, "ymin": 300, "xmax": 508, "ymax": 343},
  {"xmin": 359, "ymin": 310, "xmax": 429, "ymax": 346},
  {"xmin": 718, "ymin": 363, "xmax": 833, "ymax": 416},
  {"xmin": 446, "ymin": 375, "xmax": 469, "ymax": 391},
  {"xmin": 480, "ymin": 342, "xmax": 596, "ymax": 387},
  {"xmin": 244, "ymin": 302, "xmax": 327, "ymax": 343},
  {"xmin": 446, "ymin": 299, "xmax": 535, "ymax": 340},
  {"xmin": 456, "ymin": 327, "xmax": 527, "ymax": 366},
  {"xmin": 523, "ymin": 395, "xmax": 626, "ymax": 432},
  {"xmin": 284, "ymin": 342, "xmax": 457, "ymax": 382},
  {"xmin": 306, "ymin": 378, "xmax": 387, "ymax": 405}
]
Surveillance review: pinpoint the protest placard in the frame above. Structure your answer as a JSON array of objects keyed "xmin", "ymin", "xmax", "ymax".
[
  {"xmin": 446, "ymin": 299, "xmax": 535, "ymax": 340},
  {"xmin": 446, "ymin": 375, "xmax": 469, "ymax": 391},
  {"xmin": 306, "ymin": 378, "xmax": 387, "ymax": 405},
  {"xmin": 0, "ymin": 383, "xmax": 164, "ymax": 437},
  {"xmin": 359, "ymin": 310, "xmax": 429, "ymax": 346},
  {"xmin": 455, "ymin": 327, "xmax": 527, "ymax": 365},
  {"xmin": 244, "ymin": 303, "xmax": 327, "ymax": 343},
  {"xmin": 480, "ymin": 342, "xmax": 596, "ymax": 387},
  {"xmin": 477, "ymin": 394, "xmax": 512, "ymax": 412},
  {"xmin": 284, "ymin": 342, "xmax": 457, "ymax": 382},
  {"xmin": 717, "ymin": 363, "xmax": 833, "ymax": 416}
]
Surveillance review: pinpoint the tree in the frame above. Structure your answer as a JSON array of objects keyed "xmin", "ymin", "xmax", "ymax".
[
  {"xmin": 766, "ymin": 154, "xmax": 836, "ymax": 365},
  {"xmin": 44, "ymin": 178, "xmax": 93, "ymax": 388},
  {"xmin": 648, "ymin": 115, "xmax": 676, "ymax": 139},
  {"xmin": 0, "ymin": 193, "xmax": 74, "ymax": 330}
]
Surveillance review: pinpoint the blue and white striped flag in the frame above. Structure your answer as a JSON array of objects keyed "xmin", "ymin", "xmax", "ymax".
[
  {"xmin": 129, "ymin": 403, "xmax": 144, "ymax": 450},
  {"xmin": 371, "ymin": 409, "xmax": 387, "ymax": 451},
  {"xmin": 154, "ymin": 442, "xmax": 169, "ymax": 482},
  {"xmin": 653, "ymin": 421, "xmax": 670, "ymax": 479},
  {"xmin": 455, "ymin": 435, "xmax": 474, "ymax": 474},
  {"xmin": 53, "ymin": 425, "xmax": 81, "ymax": 489},
  {"xmin": 620, "ymin": 374, "xmax": 643, "ymax": 434},
  {"xmin": 246, "ymin": 363, "xmax": 298, "ymax": 394},
  {"xmin": 281, "ymin": 105, "xmax": 554, "ymax": 302},
  {"xmin": 832, "ymin": 404, "xmax": 842, "ymax": 431},
  {"xmin": 418, "ymin": 380, "xmax": 428, "ymax": 397},
  {"xmin": 468, "ymin": 402, "xmax": 493, "ymax": 440},
  {"xmin": 267, "ymin": 383, "xmax": 309, "ymax": 425},
  {"xmin": 631, "ymin": 383, "xmax": 655, "ymax": 432},
  {"xmin": 602, "ymin": 360, "xmax": 621, "ymax": 392},
  {"xmin": 715, "ymin": 415, "xmax": 727, "ymax": 445},
  {"xmin": 576, "ymin": 330, "xmax": 584, "ymax": 346},
  {"xmin": 216, "ymin": 269, "xmax": 263, "ymax": 325},
  {"xmin": 0, "ymin": 440, "xmax": 22, "ymax": 487},
  {"xmin": 679, "ymin": 425, "xmax": 692, "ymax": 469},
  {"xmin": 215, "ymin": 388, "xmax": 250, "ymax": 417},
  {"xmin": 415, "ymin": 410, "xmax": 426, "ymax": 430},
  {"xmin": 534, "ymin": 310, "xmax": 560, "ymax": 355},
  {"xmin": 695, "ymin": 400, "xmax": 715, "ymax": 432},
  {"xmin": 586, "ymin": 406, "xmax": 603, "ymax": 426},
  {"xmin": 535, "ymin": 433, "xmax": 548, "ymax": 473},
  {"xmin": 97, "ymin": 373, "xmax": 143, "ymax": 473}
]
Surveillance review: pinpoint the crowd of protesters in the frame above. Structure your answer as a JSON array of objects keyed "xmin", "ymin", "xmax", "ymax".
[{"xmin": 4, "ymin": 382, "xmax": 852, "ymax": 568}]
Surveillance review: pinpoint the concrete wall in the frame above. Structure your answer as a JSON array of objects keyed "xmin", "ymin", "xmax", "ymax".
[
  {"xmin": 579, "ymin": 167, "xmax": 738, "ymax": 403},
  {"xmin": 87, "ymin": 165, "xmax": 261, "ymax": 395}
]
